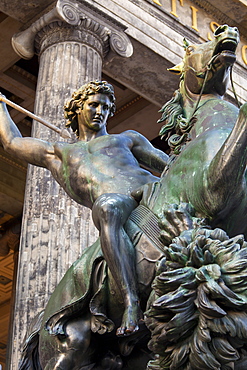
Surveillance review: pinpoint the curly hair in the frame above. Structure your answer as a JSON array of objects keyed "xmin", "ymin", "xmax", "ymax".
[{"xmin": 64, "ymin": 80, "xmax": 116, "ymax": 137}]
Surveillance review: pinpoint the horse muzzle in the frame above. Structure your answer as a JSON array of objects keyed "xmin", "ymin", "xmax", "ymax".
[{"xmin": 213, "ymin": 25, "xmax": 239, "ymax": 59}]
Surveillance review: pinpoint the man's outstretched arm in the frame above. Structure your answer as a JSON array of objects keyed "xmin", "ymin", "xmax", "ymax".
[
  {"xmin": 125, "ymin": 130, "xmax": 168, "ymax": 173},
  {"xmin": 0, "ymin": 101, "xmax": 56, "ymax": 168}
]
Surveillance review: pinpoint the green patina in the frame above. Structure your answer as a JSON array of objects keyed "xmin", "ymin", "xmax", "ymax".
[{"xmin": 20, "ymin": 25, "xmax": 247, "ymax": 370}]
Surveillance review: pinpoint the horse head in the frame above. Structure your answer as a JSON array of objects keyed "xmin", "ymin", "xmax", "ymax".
[{"xmin": 170, "ymin": 25, "xmax": 239, "ymax": 96}]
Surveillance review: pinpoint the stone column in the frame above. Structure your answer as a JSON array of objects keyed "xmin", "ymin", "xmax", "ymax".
[{"xmin": 6, "ymin": 1, "xmax": 132, "ymax": 368}]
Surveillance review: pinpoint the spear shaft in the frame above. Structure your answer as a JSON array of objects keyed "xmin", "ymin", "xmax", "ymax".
[{"xmin": 0, "ymin": 94, "xmax": 71, "ymax": 139}]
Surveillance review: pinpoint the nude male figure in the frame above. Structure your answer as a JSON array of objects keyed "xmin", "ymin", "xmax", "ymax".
[{"xmin": 0, "ymin": 80, "xmax": 168, "ymax": 336}]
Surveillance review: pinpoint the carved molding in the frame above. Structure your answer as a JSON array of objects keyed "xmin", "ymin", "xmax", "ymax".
[
  {"xmin": 190, "ymin": 0, "xmax": 247, "ymax": 37},
  {"xmin": 34, "ymin": 21, "xmax": 109, "ymax": 59},
  {"xmin": 0, "ymin": 153, "xmax": 26, "ymax": 172},
  {"xmin": 191, "ymin": 0, "xmax": 234, "ymax": 27},
  {"xmin": 11, "ymin": 0, "xmax": 133, "ymax": 60}
]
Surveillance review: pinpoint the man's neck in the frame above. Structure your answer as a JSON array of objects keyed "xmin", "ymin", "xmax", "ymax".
[{"xmin": 78, "ymin": 127, "xmax": 108, "ymax": 142}]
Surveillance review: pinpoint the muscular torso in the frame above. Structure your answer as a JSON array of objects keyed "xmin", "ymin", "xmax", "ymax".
[{"xmin": 48, "ymin": 133, "xmax": 159, "ymax": 209}]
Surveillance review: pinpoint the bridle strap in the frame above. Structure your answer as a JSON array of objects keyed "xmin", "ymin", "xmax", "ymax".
[
  {"xmin": 230, "ymin": 66, "xmax": 241, "ymax": 108},
  {"xmin": 189, "ymin": 54, "xmax": 219, "ymax": 120},
  {"xmin": 191, "ymin": 54, "xmax": 241, "ymax": 118}
]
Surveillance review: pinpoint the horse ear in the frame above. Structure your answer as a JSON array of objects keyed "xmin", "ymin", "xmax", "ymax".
[
  {"xmin": 183, "ymin": 38, "xmax": 190, "ymax": 49},
  {"xmin": 167, "ymin": 62, "xmax": 184, "ymax": 75}
]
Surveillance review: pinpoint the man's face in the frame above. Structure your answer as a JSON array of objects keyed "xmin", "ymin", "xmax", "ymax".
[{"xmin": 78, "ymin": 93, "xmax": 112, "ymax": 132}]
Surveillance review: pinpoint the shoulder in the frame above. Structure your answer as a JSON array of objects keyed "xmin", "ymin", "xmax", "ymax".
[
  {"xmin": 54, "ymin": 141, "xmax": 69, "ymax": 151},
  {"xmin": 121, "ymin": 130, "xmax": 150, "ymax": 146},
  {"xmin": 121, "ymin": 130, "xmax": 144, "ymax": 140},
  {"xmin": 54, "ymin": 141, "xmax": 79, "ymax": 158},
  {"xmin": 122, "ymin": 130, "xmax": 139, "ymax": 136}
]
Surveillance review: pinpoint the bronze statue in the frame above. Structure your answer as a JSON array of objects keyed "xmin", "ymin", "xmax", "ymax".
[
  {"xmin": 0, "ymin": 80, "xmax": 168, "ymax": 338},
  {"xmin": 146, "ymin": 24, "xmax": 247, "ymax": 239},
  {"xmin": 141, "ymin": 24, "xmax": 247, "ymax": 369},
  {"xmin": 4, "ymin": 24, "xmax": 247, "ymax": 369}
]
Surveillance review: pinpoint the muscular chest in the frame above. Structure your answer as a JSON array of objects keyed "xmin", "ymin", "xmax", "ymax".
[
  {"xmin": 87, "ymin": 135, "xmax": 128, "ymax": 158},
  {"xmin": 58, "ymin": 136, "xmax": 128, "ymax": 179}
]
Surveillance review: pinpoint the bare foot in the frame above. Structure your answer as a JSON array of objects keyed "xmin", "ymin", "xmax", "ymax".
[{"xmin": 116, "ymin": 302, "xmax": 142, "ymax": 337}]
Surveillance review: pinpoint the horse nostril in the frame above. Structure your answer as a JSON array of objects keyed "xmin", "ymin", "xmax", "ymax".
[{"xmin": 214, "ymin": 25, "xmax": 228, "ymax": 36}]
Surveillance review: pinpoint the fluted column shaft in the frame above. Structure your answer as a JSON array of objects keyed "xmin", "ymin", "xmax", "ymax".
[
  {"xmin": 7, "ymin": 19, "xmax": 106, "ymax": 370},
  {"xmin": 7, "ymin": 1, "xmax": 133, "ymax": 367}
]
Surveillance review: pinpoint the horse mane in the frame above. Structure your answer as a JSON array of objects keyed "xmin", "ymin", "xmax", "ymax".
[{"xmin": 158, "ymin": 89, "xmax": 196, "ymax": 156}]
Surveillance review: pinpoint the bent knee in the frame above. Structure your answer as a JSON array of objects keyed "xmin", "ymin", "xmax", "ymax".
[
  {"xmin": 92, "ymin": 194, "xmax": 137, "ymax": 229},
  {"xmin": 92, "ymin": 195, "xmax": 121, "ymax": 228}
]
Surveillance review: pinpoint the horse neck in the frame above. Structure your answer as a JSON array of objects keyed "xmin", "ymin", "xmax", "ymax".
[{"xmin": 180, "ymin": 81, "xmax": 221, "ymax": 120}]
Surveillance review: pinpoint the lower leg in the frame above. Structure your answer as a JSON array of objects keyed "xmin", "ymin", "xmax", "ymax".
[
  {"xmin": 100, "ymin": 224, "xmax": 141, "ymax": 336},
  {"xmin": 93, "ymin": 194, "xmax": 141, "ymax": 336}
]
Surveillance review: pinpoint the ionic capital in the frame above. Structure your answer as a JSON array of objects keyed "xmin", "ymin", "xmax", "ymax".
[{"xmin": 12, "ymin": 0, "xmax": 133, "ymax": 60}]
